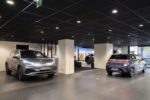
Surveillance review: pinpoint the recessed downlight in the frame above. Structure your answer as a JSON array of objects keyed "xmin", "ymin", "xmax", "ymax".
[
  {"xmin": 76, "ymin": 20, "xmax": 81, "ymax": 24},
  {"xmin": 107, "ymin": 37, "xmax": 111, "ymax": 39},
  {"xmin": 6, "ymin": 0, "xmax": 15, "ymax": 5},
  {"xmin": 42, "ymin": 38, "xmax": 45, "ymax": 41},
  {"xmin": 112, "ymin": 9, "xmax": 118, "ymax": 14},
  {"xmin": 40, "ymin": 30, "xmax": 44, "ymax": 34},
  {"xmin": 55, "ymin": 26, "xmax": 60, "ymax": 30},
  {"xmin": 108, "ymin": 29, "xmax": 112, "ymax": 32},
  {"xmin": 139, "ymin": 24, "xmax": 144, "ymax": 27},
  {"xmin": 11, "ymin": 35, "xmax": 14, "ymax": 38},
  {"xmin": 72, "ymin": 35, "xmax": 74, "ymax": 38},
  {"xmin": 128, "ymin": 35, "xmax": 130, "ymax": 37}
]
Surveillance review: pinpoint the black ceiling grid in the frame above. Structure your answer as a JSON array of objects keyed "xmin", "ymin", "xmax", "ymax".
[{"xmin": 0, "ymin": 0, "xmax": 150, "ymax": 47}]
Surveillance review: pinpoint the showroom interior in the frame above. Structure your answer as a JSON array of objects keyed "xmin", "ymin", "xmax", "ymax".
[{"xmin": 1, "ymin": 0, "xmax": 150, "ymax": 100}]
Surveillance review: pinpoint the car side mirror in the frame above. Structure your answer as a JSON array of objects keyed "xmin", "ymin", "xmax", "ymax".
[{"xmin": 13, "ymin": 56, "xmax": 19, "ymax": 59}]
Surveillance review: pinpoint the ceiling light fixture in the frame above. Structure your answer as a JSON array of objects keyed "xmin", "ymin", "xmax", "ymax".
[
  {"xmin": 112, "ymin": 9, "xmax": 118, "ymax": 14},
  {"xmin": 108, "ymin": 29, "xmax": 112, "ymax": 32},
  {"xmin": 55, "ymin": 26, "xmax": 60, "ymax": 30},
  {"xmin": 6, "ymin": 0, "xmax": 15, "ymax": 5},
  {"xmin": 107, "ymin": 37, "xmax": 111, "ymax": 39},
  {"xmin": 128, "ymin": 35, "xmax": 130, "ymax": 37},
  {"xmin": 139, "ymin": 24, "xmax": 144, "ymax": 27},
  {"xmin": 11, "ymin": 35, "xmax": 14, "ymax": 38},
  {"xmin": 0, "ymin": 15, "xmax": 2, "ymax": 19},
  {"xmin": 40, "ymin": 30, "xmax": 44, "ymax": 34},
  {"xmin": 72, "ymin": 35, "xmax": 74, "ymax": 38},
  {"xmin": 88, "ymin": 33, "xmax": 91, "ymax": 36},
  {"xmin": 76, "ymin": 20, "xmax": 81, "ymax": 24},
  {"xmin": 42, "ymin": 38, "xmax": 44, "ymax": 41}
]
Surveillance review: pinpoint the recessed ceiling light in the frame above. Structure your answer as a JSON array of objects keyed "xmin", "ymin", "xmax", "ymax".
[
  {"xmin": 92, "ymin": 38, "xmax": 95, "ymax": 41},
  {"xmin": 6, "ymin": 0, "xmax": 15, "ymax": 5},
  {"xmin": 42, "ymin": 38, "xmax": 44, "ymax": 40},
  {"xmin": 108, "ymin": 29, "xmax": 112, "ymax": 32},
  {"xmin": 107, "ymin": 37, "xmax": 110, "ymax": 39},
  {"xmin": 40, "ymin": 30, "xmax": 44, "ymax": 34},
  {"xmin": 72, "ymin": 35, "xmax": 74, "ymax": 38},
  {"xmin": 76, "ymin": 20, "xmax": 81, "ymax": 24},
  {"xmin": 112, "ymin": 9, "xmax": 118, "ymax": 14},
  {"xmin": 55, "ymin": 26, "xmax": 59, "ymax": 30},
  {"xmin": 139, "ymin": 24, "xmax": 144, "ymax": 27},
  {"xmin": 11, "ymin": 35, "xmax": 14, "ymax": 38},
  {"xmin": 128, "ymin": 35, "xmax": 130, "ymax": 37}
]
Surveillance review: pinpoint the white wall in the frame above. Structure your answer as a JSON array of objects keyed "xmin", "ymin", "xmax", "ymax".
[
  {"xmin": 94, "ymin": 43, "xmax": 113, "ymax": 69},
  {"xmin": 0, "ymin": 41, "xmax": 41, "ymax": 71},
  {"xmin": 58, "ymin": 39, "xmax": 74, "ymax": 74}
]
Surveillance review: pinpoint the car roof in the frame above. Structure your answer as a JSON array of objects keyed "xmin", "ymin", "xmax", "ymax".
[
  {"xmin": 17, "ymin": 49, "xmax": 39, "ymax": 52},
  {"xmin": 112, "ymin": 54, "xmax": 137, "ymax": 56}
]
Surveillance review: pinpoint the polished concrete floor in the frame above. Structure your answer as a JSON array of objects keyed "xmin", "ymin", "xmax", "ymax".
[{"xmin": 0, "ymin": 69, "xmax": 150, "ymax": 100}]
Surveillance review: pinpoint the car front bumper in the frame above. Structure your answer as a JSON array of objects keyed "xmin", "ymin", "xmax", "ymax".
[{"xmin": 24, "ymin": 66, "xmax": 56, "ymax": 76}]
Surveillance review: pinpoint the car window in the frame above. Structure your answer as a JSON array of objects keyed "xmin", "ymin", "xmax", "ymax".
[
  {"xmin": 21, "ymin": 51, "xmax": 46, "ymax": 58},
  {"xmin": 110, "ymin": 55, "xmax": 129, "ymax": 59}
]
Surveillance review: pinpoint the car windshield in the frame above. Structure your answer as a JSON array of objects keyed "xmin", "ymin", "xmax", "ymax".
[
  {"xmin": 21, "ymin": 51, "xmax": 46, "ymax": 58},
  {"xmin": 110, "ymin": 55, "xmax": 129, "ymax": 60}
]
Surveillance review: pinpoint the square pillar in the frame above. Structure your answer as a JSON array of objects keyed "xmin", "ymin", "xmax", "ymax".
[
  {"xmin": 58, "ymin": 39, "xmax": 74, "ymax": 74},
  {"xmin": 94, "ymin": 43, "xmax": 113, "ymax": 69}
]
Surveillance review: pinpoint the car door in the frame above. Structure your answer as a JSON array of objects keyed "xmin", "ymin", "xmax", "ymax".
[
  {"xmin": 135, "ymin": 55, "xmax": 143, "ymax": 72},
  {"xmin": 137, "ymin": 56, "xmax": 145, "ymax": 71},
  {"xmin": 8, "ymin": 51, "xmax": 15, "ymax": 70},
  {"xmin": 11, "ymin": 50, "xmax": 20, "ymax": 70},
  {"xmin": 131, "ymin": 55, "xmax": 140, "ymax": 72}
]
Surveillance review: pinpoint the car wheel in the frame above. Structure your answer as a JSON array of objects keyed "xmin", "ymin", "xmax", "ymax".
[
  {"xmin": 128, "ymin": 67, "xmax": 135, "ymax": 77},
  {"xmin": 47, "ymin": 74, "xmax": 55, "ymax": 78},
  {"xmin": 107, "ymin": 71, "xmax": 112, "ymax": 76},
  {"xmin": 142, "ymin": 66, "xmax": 146, "ymax": 73},
  {"xmin": 5, "ymin": 64, "xmax": 11, "ymax": 75},
  {"xmin": 17, "ymin": 67, "xmax": 25, "ymax": 81}
]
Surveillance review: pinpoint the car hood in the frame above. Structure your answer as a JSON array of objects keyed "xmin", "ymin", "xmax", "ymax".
[{"xmin": 21, "ymin": 58, "xmax": 54, "ymax": 64}]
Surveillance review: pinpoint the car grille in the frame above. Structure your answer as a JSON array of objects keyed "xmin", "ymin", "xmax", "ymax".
[{"xmin": 110, "ymin": 63, "xmax": 123, "ymax": 68}]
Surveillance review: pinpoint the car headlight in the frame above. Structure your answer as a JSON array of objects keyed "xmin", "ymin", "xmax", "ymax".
[
  {"xmin": 123, "ymin": 64, "xmax": 128, "ymax": 67},
  {"xmin": 45, "ymin": 61, "xmax": 55, "ymax": 66},
  {"xmin": 23, "ymin": 60, "xmax": 32, "ymax": 65}
]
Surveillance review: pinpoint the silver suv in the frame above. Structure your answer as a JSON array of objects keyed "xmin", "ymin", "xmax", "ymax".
[
  {"xmin": 5, "ymin": 50, "xmax": 56, "ymax": 80},
  {"xmin": 106, "ymin": 54, "xmax": 146, "ymax": 77}
]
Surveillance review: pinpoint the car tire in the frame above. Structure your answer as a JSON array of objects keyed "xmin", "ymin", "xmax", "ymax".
[
  {"xmin": 142, "ymin": 66, "xmax": 146, "ymax": 73},
  {"xmin": 107, "ymin": 71, "xmax": 112, "ymax": 76},
  {"xmin": 17, "ymin": 67, "xmax": 25, "ymax": 81},
  {"xmin": 5, "ymin": 64, "xmax": 11, "ymax": 75},
  {"xmin": 48, "ymin": 74, "xmax": 55, "ymax": 78},
  {"xmin": 128, "ymin": 67, "xmax": 135, "ymax": 77}
]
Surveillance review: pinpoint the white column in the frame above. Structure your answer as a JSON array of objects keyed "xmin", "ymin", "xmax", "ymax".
[
  {"xmin": 121, "ymin": 46, "xmax": 128, "ymax": 54},
  {"xmin": 58, "ymin": 39, "xmax": 74, "ymax": 74},
  {"xmin": 94, "ymin": 43, "xmax": 113, "ymax": 69}
]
